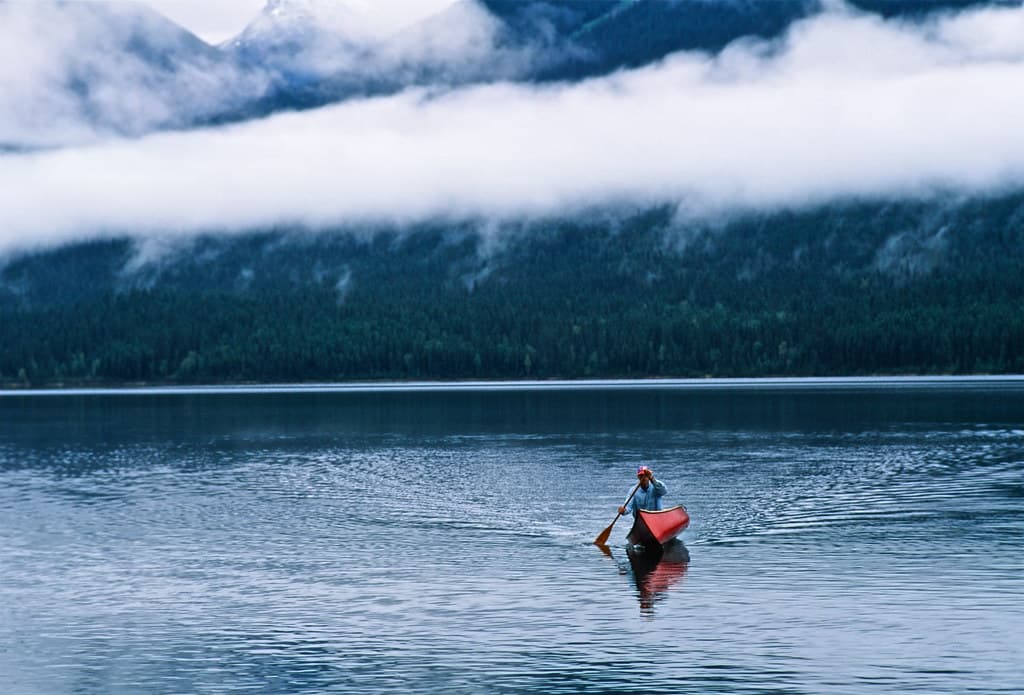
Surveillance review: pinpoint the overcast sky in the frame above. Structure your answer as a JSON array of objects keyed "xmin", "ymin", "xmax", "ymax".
[
  {"xmin": 136, "ymin": 0, "xmax": 459, "ymax": 42},
  {"xmin": 3, "ymin": 3, "xmax": 1024, "ymax": 257}
]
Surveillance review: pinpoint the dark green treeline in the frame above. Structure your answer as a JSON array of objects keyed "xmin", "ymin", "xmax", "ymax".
[{"xmin": 2, "ymin": 199, "xmax": 1023, "ymax": 386}]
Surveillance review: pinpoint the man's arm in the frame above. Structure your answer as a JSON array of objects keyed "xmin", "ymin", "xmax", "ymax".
[{"xmin": 619, "ymin": 496, "xmax": 635, "ymax": 516}]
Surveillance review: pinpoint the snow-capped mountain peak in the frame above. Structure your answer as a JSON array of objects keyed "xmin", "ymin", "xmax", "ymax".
[
  {"xmin": 226, "ymin": 0, "xmax": 372, "ymax": 75},
  {"xmin": 262, "ymin": 0, "xmax": 357, "ymax": 34}
]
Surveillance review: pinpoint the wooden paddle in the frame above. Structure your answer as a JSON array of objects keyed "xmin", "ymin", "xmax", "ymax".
[{"xmin": 594, "ymin": 481, "xmax": 641, "ymax": 546}]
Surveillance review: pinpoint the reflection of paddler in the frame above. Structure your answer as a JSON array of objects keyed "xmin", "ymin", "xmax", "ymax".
[{"xmin": 627, "ymin": 539, "xmax": 689, "ymax": 614}]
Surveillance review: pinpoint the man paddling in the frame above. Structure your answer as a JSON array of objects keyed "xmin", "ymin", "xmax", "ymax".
[
  {"xmin": 619, "ymin": 465, "xmax": 667, "ymax": 517},
  {"xmin": 594, "ymin": 465, "xmax": 672, "ymax": 546}
]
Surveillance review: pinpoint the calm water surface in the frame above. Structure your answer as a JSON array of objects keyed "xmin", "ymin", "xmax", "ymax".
[{"xmin": 1, "ymin": 380, "xmax": 1022, "ymax": 694}]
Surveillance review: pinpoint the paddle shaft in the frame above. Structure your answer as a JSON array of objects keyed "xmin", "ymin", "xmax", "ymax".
[{"xmin": 594, "ymin": 481, "xmax": 642, "ymax": 545}]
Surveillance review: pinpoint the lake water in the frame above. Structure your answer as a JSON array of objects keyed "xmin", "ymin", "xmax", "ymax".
[{"xmin": 1, "ymin": 379, "xmax": 1022, "ymax": 694}]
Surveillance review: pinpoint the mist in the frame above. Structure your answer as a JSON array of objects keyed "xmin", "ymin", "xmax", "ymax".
[
  {"xmin": 0, "ymin": 1, "xmax": 273, "ymax": 149},
  {"xmin": 3, "ymin": 3, "xmax": 1024, "ymax": 256},
  {"xmin": 230, "ymin": 0, "xmax": 528, "ymax": 90},
  {"xmin": 0, "ymin": 0, "xmax": 524, "ymax": 151}
]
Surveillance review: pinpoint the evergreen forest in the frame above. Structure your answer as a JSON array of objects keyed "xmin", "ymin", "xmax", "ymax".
[{"xmin": 2, "ymin": 196, "xmax": 1023, "ymax": 386}]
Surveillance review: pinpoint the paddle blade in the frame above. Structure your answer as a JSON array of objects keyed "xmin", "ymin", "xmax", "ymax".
[
  {"xmin": 593, "ymin": 517, "xmax": 618, "ymax": 546},
  {"xmin": 595, "ymin": 483, "xmax": 638, "ymax": 546}
]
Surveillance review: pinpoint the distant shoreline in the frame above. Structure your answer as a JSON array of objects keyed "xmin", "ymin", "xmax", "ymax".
[{"xmin": 3, "ymin": 375, "xmax": 1024, "ymax": 397}]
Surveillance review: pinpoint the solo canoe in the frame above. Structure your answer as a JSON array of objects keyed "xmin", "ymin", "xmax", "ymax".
[{"xmin": 627, "ymin": 506, "xmax": 690, "ymax": 548}]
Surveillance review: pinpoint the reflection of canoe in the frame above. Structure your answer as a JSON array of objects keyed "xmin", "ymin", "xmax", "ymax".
[
  {"xmin": 626, "ymin": 539, "xmax": 689, "ymax": 614},
  {"xmin": 627, "ymin": 505, "xmax": 690, "ymax": 548}
]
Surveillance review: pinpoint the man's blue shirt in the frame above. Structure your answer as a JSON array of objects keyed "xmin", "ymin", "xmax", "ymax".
[{"xmin": 625, "ymin": 480, "xmax": 667, "ymax": 516}]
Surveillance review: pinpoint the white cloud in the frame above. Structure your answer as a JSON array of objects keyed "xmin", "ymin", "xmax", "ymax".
[
  {"xmin": 0, "ymin": 1, "xmax": 507, "ymax": 149},
  {"xmin": 3, "ymin": 5, "xmax": 1024, "ymax": 255},
  {"xmin": 0, "ymin": 2, "xmax": 270, "ymax": 148}
]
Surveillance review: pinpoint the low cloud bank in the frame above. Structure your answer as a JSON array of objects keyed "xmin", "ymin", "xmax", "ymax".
[{"xmin": 3, "ymin": 4, "xmax": 1024, "ymax": 255}]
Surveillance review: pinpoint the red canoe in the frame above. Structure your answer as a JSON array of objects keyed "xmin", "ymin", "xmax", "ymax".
[{"xmin": 627, "ymin": 506, "xmax": 690, "ymax": 547}]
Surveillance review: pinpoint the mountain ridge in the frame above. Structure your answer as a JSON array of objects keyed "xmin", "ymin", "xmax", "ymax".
[{"xmin": 4, "ymin": 0, "xmax": 1015, "ymax": 147}]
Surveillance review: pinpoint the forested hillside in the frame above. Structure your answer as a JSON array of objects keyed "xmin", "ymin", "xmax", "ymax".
[{"xmin": 3, "ymin": 196, "xmax": 1023, "ymax": 386}]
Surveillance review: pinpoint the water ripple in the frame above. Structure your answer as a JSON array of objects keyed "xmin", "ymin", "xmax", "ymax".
[{"xmin": 2, "ymin": 388, "xmax": 1023, "ymax": 694}]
